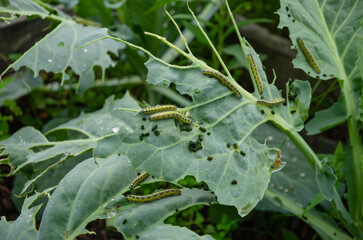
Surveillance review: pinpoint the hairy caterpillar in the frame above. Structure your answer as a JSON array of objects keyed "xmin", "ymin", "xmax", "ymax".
[
  {"xmin": 257, "ymin": 98, "xmax": 285, "ymax": 106},
  {"xmin": 247, "ymin": 54, "xmax": 263, "ymax": 94},
  {"xmin": 129, "ymin": 171, "xmax": 150, "ymax": 190},
  {"xmin": 202, "ymin": 70, "xmax": 242, "ymax": 98},
  {"xmin": 296, "ymin": 38, "xmax": 321, "ymax": 74},
  {"xmin": 126, "ymin": 189, "xmax": 181, "ymax": 203},
  {"xmin": 270, "ymin": 150, "xmax": 282, "ymax": 170},
  {"xmin": 141, "ymin": 105, "xmax": 178, "ymax": 114},
  {"xmin": 149, "ymin": 111, "xmax": 192, "ymax": 124}
]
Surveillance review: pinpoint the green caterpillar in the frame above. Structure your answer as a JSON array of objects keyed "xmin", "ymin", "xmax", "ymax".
[{"xmin": 126, "ymin": 189, "xmax": 181, "ymax": 203}]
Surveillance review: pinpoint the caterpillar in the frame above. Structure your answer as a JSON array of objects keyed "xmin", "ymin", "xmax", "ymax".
[
  {"xmin": 257, "ymin": 98, "xmax": 285, "ymax": 106},
  {"xmin": 270, "ymin": 150, "xmax": 282, "ymax": 170},
  {"xmin": 202, "ymin": 70, "xmax": 242, "ymax": 98},
  {"xmin": 141, "ymin": 105, "xmax": 177, "ymax": 114},
  {"xmin": 247, "ymin": 54, "xmax": 263, "ymax": 94},
  {"xmin": 296, "ymin": 38, "xmax": 321, "ymax": 74},
  {"xmin": 129, "ymin": 171, "xmax": 150, "ymax": 190},
  {"xmin": 125, "ymin": 189, "xmax": 181, "ymax": 203},
  {"xmin": 149, "ymin": 111, "xmax": 192, "ymax": 124}
]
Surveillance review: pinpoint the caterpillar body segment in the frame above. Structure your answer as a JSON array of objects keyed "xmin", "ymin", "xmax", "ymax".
[
  {"xmin": 247, "ymin": 54, "xmax": 264, "ymax": 94},
  {"xmin": 129, "ymin": 171, "xmax": 150, "ymax": 190},
  {"xmin": 202, "ymin": 70, "xmax": 242, "ymax": 98},
  {"xmin": 296, "ymin": 38, "xmax": 321, "ymax": 74},
  {"xmin": 149, "ymin": 111, "xmax": 192, "ymax": 124},
  {"xmin": 257, "ymin": 98, "xmax": 285, "ymax": 106},
  {"xmin": 126, "ymin": 189, "xmax": 181, "ymax": 203},
  {"xmin": 141, "ymin": 105, "xmax": 178, "ymax": 114}
]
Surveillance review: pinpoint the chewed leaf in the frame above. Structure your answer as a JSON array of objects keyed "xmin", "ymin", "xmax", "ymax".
[
  {"xmin": 95, "ymin": 58, "xmax": 278, "ymax": 217},
  {"xmin": 277, "ymin": 0, "xmax": 363, "ymax": 80},
  {"xmin": 254, "ymin": 124, "xmax": 319, "ymax": 212},
  {"xmin": 113, "ymin": 189, "xmax": 216, "ymax": 238},
  {"xmin": 0, "ymin": 187, "xmax": 53, "ymax": 240},
  {"xmin": 37, "ymin": 155, "xmax": 215, "ymax": 240},
  {"xmin": 0, "ymin": 0, "xmax": 49, "ymax": 19},
  {"xmin": 1, "ymin": 22, "xmax": 124, "ymax": 93},
  {"xmin": 0, "ymin": 0, "xmax": 69, "ymax": 20}
]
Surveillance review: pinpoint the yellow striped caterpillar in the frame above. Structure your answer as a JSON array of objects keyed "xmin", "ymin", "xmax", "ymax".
[
  {"xmin": 202, "ymin": 70, "xmax": 242, "ymax": 98},
  {"xmin": 257, "ymin": 98, "xmax": 285, "ymax": 106},
  {"xmin": 247, "ymin": 54, "xmax": 263, "ymax": 94},
  {"xmin": 149, "ymin": 111, "xmax": 192, "ymax": 125},
  {"xmin": 141, "ymin": 105, "xmax": 177, "ymax": 114},
  {"xmin": 129, "ymin": 171, "xmax": 150, "ymax": 190},
  {"xmin": 296, "ymin": 38, "xmax": 321, "ymax": 74},
  {"xmin": 126, "ymin": 189, "xmax": 181, "ymax": 203}
]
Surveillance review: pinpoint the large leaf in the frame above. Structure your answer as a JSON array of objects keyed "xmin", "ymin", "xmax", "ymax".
[
  {"xmin": 315, "ymin": 158, "xmax": 337, "ymax": 201},
  {"xmin": 0, "ymin": 187, "xmax": 55, "ymax": 240},
  {"xmin": 305, "ymin": 95, "xmax": 348, "ymax": 135},
  {"xmin": 76, "ymin": 23, "xmax": 311, "ymax": 215},
  {"xmin": 0, "ymin": 1, "xmax": 125, "ymax": 93},
  {"xmin": 93, "ymin": 62, "xmax": 303, "ymax": 217},
  {"xmin": 0, "ymin": 70, "xmax": 43, "ymax": 106},
  {"xmin": 46, "ymin": 94, "xmax": 139, "ymax": 137},
  {"xmin": 37, "ymin": 154, "xmax": 216, "ymax": 240},
  {"xmin": 253, "ymin": 123, "xmax": 319, "ymax": 212},
  {"xmin": 0, "ymin": 0, "xmax": 50, "ymax": 20},
  {"xmin": 1, "ymin": 126, "xmax": 94, "ymax": 174},
  {"xmin": 277, "ymin": 0, "xmax": 363, "ymax": 80},
  {"xmin": 0, "ymin": 94, "xmax": 139, "ymax": 196},
  {"xmin": 112, "ymin": 188, "xmax": 216, "ymax": 238}
]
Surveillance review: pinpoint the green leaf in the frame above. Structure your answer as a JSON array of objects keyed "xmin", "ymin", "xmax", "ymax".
[
  {"xmin": 0, "ymin": 206, "xmax": 41, "ymax": 240},
  {"xmin": 47, "ymin": 94, "xmax": 140, "ymax": 137},
  {"xmin": 13, "ymin": 153, "xmax": 92, "ymax": 208},
  {"xmin": 135, "ymin": 224, "xmax": 214, "ymax": 240},
  {"xmin": 95, "ymin": 67, "xmax": 278, "ymax": 217},
  {"xmin": 305, "ymin": 95, "xmax": 348, "ymax": 135},
  {"xmin": 94, "ymin": 58, "xmax": 282, "ymax": 216},
  {"xmin": 77, "ymin": 0, "xmax": 114, "ymax": 26},
  {"xmin": 254, "ymin": 124, "xmax": 319, "ymax": 212},
  {"xmin": 0, "ymin": 188, "xmax": 54, "ymax": 239},
  {"xmin": 0, "ymin": 0, "xmax": 49, "ymax": 19},
  {"xmin": 76, "ymin": 32, "xmax": 309, "ymax": 215},
  {"xmin": 1, "ymin": 19, "xmax": 124, "ymax": 93},
  {"xmin": 2, "ymin": 126, "xmax": 95, "ymax": 174},
  {"xmin": 113, "ymin": 188, "xmax": 216, "ymax": 238},
  {"xmin": 277, "ymin": 0, "xmax": 363, "ymax": 80},
  {"xmin": 315, "ymin": 158, "xmax": 337, "ymax": 201},
  {"xmin": 1, "ymin": 94, "xmax": 139, "ymax": 196},
  {"xmin": 37, "ymin": 154, "xmax": 215, "ymax": 239},
  {"xmin": 290, "ymin": 80, "xmax": 311, "ymax": 122},
  {"xmin": 37, "ymin": 154, "xmax": 132, "ymax": 239}
]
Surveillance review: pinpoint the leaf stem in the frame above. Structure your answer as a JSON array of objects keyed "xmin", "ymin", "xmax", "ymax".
[
  {"xmin": 187, "ymin": 2, "xmax": 231, "ymax": 77},
  {"xmin": 264, "ymin": 189, "xmax": 352, "ymax": 240},
  {"xmin": 144, "ymin": 32, "xmax": 191, "ymax": 60},
  {"xmin": 271, "ymin": 115, "xmax": 322, "ymax": 169},
  {"xmin": 341, "ymin": 75, "xmax": 363, "ymax": 223},
  {"xmin": 164, "ymin": 4, "xmax": 193, "ymax": 55}
]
